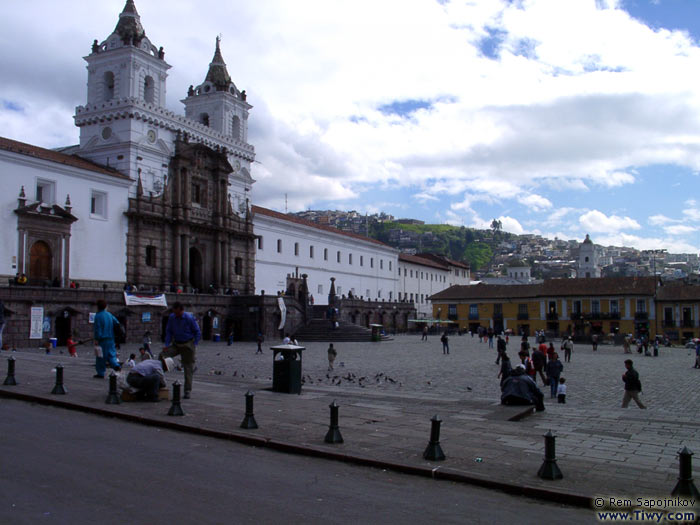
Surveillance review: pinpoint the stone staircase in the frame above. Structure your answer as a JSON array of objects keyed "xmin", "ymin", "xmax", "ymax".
[{"xmin": 293, "ymin": 318, "xmax": 392, "ymax": 343}]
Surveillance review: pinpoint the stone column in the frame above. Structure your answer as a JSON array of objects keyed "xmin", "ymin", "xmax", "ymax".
[
  {"xmin": 222, "ymin": 239, "xmax": 229, "ymax": 288},
  {"xmin": 173, "ymin": 232, "xmax": 181, "ymax": 284},
  {"xmin": 214, "ymin": 236, "xmax": 221, "ymax": 289},
  {"xmin": 64, "ymin": 234, "xmax": 71, "ymax": 286},
  {"xmin": 182, "ymin": 234, "xmax": 190, "ymax": 286}
]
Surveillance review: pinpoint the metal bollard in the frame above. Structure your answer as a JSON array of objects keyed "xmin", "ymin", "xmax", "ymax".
[
  {"xmin": 537, "ymin": 430, "xmax": 563, "ymax": 480},
  {"xmin": 51, "ymin": 364, "xmax": 67, "ymax": 395},
  {"xmin": 671, "ymin": 447, "xmax": 700, "ymax": 498},
  {"xmin": 3, "ymin": 357, "xmax": 17, "ymax": 386},
  {"xmin": 167, "ymin": 381, "xmax": 185, "ymax": 416},
  {"xmin": 105, "ymin": 371, "xmax": 121, "ymax": 404},
  {"xmin": 423, "ymin": 414, "xmax": 446, "ymax": 461},
  {"xmin": 324, "ymin": 400, "xmax": 344, "ymax": 444},
  {"xmin": 240, "ymin": 391, "xmax": 258, "ymax": 429}
]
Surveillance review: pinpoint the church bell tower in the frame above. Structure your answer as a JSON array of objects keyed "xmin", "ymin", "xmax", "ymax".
[{"xmin": 74, "ymin": 0, "xmax": 171, "ymax": 188}]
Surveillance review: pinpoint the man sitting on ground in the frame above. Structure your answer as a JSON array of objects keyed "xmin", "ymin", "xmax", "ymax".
[{"xmin": 501, "ymin": 364, "xmax": 545, "ymax": 411}]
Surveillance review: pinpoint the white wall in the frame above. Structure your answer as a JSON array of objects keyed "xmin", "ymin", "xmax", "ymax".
[
  {"xmin": 398, "ymin": 261, "xmax": 449, "ymax": 318},
  {"xmin": 254, "ymin": 213, "xmax": 399, "ymax": 305},
  {"xmin": 0, "ymin": 149, "xmax": 131, "ymax": 282}
]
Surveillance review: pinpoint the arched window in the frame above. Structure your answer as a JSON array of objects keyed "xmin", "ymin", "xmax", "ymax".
[
  {"xmin": 104, "ymin": 71, "xmax": 115, "ymax": 101},
  {"xmin": 200, "ymin": 113, "xmax": 210, "ymax": 127},
  {"xmin": 144, "ymin": 75, "xmax": 155, "ymax": 103},
  {"xmin": 232, "ymin": 115, "xmax": 241, "ymax": 139}
]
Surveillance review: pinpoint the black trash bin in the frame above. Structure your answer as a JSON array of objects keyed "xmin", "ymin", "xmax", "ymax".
[{"xmin": 271, "ymin": 344, "xmax": 305, "ymax": 394}]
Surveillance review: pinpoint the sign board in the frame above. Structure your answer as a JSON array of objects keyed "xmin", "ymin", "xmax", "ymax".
[
  {"xmin": 212, "ymin": 317, "xmax": 219, "ymax": 330},
  {"xmin": 30, "ymin": 307, "xmax": 44, "ymax": 339},
  {"xmin": 43, "ymin": 317, "xmax": 51, "ymax": 333},
  {"xmin": 89, "ymin": 312, "xmax": 96, "ymax": 324},
  {"xmin": 124, "ymin": 292, "xmax": 168, "ymax": 307},
  {"xmin": 142, "ymin": 312, "xmax": 151, "ymax": 323}
]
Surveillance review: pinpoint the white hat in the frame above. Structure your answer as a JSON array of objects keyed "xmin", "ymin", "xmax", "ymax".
[
  {"xmin": 163, "ymin": 357, "xmax": 175, "ymax": 372},
  {"xmin": 516, "ymin": 364, "xmax": 526, "ymax": 370}
]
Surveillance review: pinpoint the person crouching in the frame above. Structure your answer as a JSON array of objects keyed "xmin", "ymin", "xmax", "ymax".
[{"xmin": 126, "ymin": 357, "xmax": 173, "ymax": 402}]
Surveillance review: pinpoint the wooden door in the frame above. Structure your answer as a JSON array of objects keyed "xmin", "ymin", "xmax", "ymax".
[{"xmin": 29, "ymin": 241, "xmax": 52, "ymax": 282}]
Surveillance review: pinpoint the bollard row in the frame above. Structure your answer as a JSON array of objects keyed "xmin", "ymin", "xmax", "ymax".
[{"xmin": 18, "ymin": 364, "xmax": 700, "ymax": 496}]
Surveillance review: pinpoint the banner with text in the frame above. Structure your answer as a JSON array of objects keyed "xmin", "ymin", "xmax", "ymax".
[{"xmin": 124, "ymin": 292, "xmax": 168, "ymax": 308}]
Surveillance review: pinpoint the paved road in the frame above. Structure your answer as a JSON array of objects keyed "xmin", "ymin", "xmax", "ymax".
[{"xmin": 0, "ymin": 399, "xmax": 592, "ymax": 524}]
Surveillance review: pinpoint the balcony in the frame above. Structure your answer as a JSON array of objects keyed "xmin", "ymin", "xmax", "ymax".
[
  {"xmin": 635, "ymin": 312, "xmax": 649, "ymax": 321},
  {"xmin": 580, "ymin": 312, "xmax": 621, "ymax": 321},
  {"xmin": 546, "ymin": 312, "xmax": 558, "ymax": 321},
  {"xmin": 492, "ymin": 313, "xmax": 503, "ymax": 321},
  {"xmin": 663, "ymin": 319, "xmax": 675, "ymax": 328},
  {"xmin": 468, "ymin": 313, "xmax": 479, "ymax": 321},
  {"xmin": 682, "ymin": 319, "xmax": 694, "ymax": 328},
  {"xmin": 517, "ymin": 313, "xmax": 529, "ymax": 320}
]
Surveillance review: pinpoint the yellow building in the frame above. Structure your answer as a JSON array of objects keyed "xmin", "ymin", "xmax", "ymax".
[
  {"xmin": 430, "ymin": 276, "xmax": 660, "ymax": 340},
  {"xmin": 655, "ymin": 284, "xmax": 700, "ymax": 342}
]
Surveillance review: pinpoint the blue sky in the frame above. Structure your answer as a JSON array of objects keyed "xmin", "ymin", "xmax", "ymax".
[{"xmin": 2, "ymin": 0, "xmax": 700, "ymax": 252}]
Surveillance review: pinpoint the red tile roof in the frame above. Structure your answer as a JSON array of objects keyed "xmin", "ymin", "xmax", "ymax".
[
  {"xmin": 430, "ymin": 276, "xmax": 658, "ymax": 301},
  {"xmin": 399, "ymin": 253, "xmax": 449, "ymax": 270},
  {"xmin": 252, "ymin": 206, "xmax": 391, "ymax": 248},
  {"xmin": 0, "ymin": 136, "xmax": 131, "ymax": 180},
  {"xmin": 416, "ymin": 252, "xmax": 470, "ymax": 270},
  {"xmin": 656, "ymin": 284, "xmax": 700, "ymax": 302}
]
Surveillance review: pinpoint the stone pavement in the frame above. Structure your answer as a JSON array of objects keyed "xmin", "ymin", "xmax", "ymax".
[{"xmin": 2, "ymin": 334, "xmax": 699, "ymax": 505}]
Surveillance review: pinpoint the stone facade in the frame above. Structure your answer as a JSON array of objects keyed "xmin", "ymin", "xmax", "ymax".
[
  {"xmin": 338, "ymin": 298, "xmax": 416, "ymax": 333},
  {"xmin": 0, "ymin": 286, "xmax": 305, "ymax": 349},
  {"xmin": 125, "ymin": 138, "xmax": 255, "ymax": 293}
]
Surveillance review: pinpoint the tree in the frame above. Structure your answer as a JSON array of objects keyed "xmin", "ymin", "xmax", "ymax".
[{"xmin": 490, "ymin": 219, "xmax": 502, "ymax": 237}]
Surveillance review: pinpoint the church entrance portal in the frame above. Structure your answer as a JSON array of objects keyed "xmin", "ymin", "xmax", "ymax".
[
  {"xmin": 29, "ymin": 241, "xmax": 52, "ymax": 283},
  {"xmin": 189, "ymin": 247, "xmax": 203, "ymax": 291}
]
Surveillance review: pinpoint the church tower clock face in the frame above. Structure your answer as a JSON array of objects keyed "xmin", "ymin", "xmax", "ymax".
[{"xmin": 147, "ymin": 129, "xmax": 156, "ymax": 143}]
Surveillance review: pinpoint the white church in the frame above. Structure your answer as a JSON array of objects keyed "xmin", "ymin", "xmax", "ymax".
[{"xmin": 0, "ymin": 0, "xmax": 470, "ymax": 318}]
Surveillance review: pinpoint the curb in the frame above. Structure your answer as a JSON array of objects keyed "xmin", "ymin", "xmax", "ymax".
[{"xmin": 0, "ymin": 388, "xmax": 591, "ymax": 508}]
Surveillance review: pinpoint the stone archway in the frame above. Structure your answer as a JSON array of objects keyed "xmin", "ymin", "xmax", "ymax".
[
  {"xmin": 29, "ymin": 241, "xmax": 52, "ymax": 283},
  {"xmin": 189, "ymin": 247, "xmax": 203, "ymax": 291}
]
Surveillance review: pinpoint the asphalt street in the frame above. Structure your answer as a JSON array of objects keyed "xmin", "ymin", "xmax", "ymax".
[{"xmin": 0, "ymin": 399, "xmax": 592, "ymax": 524}]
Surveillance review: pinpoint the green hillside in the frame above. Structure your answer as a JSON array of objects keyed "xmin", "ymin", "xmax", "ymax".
[{"xmin": 370, "ymin": 222, "xmax": 510, "ymax": 270}]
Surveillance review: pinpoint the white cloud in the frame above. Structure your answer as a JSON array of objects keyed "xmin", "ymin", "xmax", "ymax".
[
  {"xmin": 595, "ymin": 233, "xmax": 700, "ymax": 253},
  {"xmin": 664, "ymin": 224, "xmax": 697, "ymax": 236},
  {"xmin": 579, "ymin": 210, "xmax": 641, "ymax": 232},
  {"xmin": 519, "ymin": 193, "xmax": 553, "ymax": 211},
  {"xmin": 648, "ymin": 214, "xmax": 675, "ymax": 226},
  {"xmin": 498, "ymin": 216, "xmax": 525, "ymax": 234}
]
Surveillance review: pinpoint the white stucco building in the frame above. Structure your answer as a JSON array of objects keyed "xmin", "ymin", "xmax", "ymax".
[
  {"xmin": 0, "ymin": 137, "xmax": 131, "ymax": 284},
  {"xmin": 578, "ymin": 234, "xmax": 601, "ymax": 278},
  {"xmin": 253, "ymin": 206, "xmax": 400, "ymax": 304},
  {"xmin": 0, "ymin": 1, "xmax": 257, "ymax": 288}
]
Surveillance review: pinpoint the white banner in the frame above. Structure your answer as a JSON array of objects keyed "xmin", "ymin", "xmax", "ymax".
[
  {"xmin": 124, "ymin": 292, "xmax": 168, "ymax": 307},
  {"xmin": 30, "ymin": 307, "xmax": 44, "ymax": 339},
  {"xmin": 277, "ymin": 297, "xmax": 286, "ymax": 330}
]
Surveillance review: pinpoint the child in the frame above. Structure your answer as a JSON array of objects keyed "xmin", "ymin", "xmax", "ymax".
[
  {"xmin": 66, "ymin": 332, "xmax": 83, "ymax": 357},
  {"xmin": 327, "ymin": 344, "xmax": 337, "ymax": 371},
  {"xmin": 557, "ymin": 377, "xmax": 567, "ymax": 404},
  {"xmin": 139, "ymin": 346, "xmax": 153, "ymax": 361},
  {"xmin": 142, "ymin": 331, "xmax": 152, "ymax": 353},
  {"xmin": 126, "ymin": 353, "xmax": 136, "ymax": 368}
]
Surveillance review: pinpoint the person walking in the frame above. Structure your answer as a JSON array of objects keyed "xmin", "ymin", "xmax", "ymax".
[
  {"xmin": 652, "ymin": 337, "xmax": 659, "ymax": 357},
  {"xmin": 498, "ymin": 353, "xmax": 512, "ymax": 386},
  {"xmin": 562, "ymin": 336, "xmax": 573, "ymax": 363},
  {"xmin": 440, "ymin": 331, "xmax": 449, "ymax": 355},
  {"xmin": 487, "ymin": 327, "xmax": 494, "ymax": 349},
  {"xmin": 93, "ymin": 299, "xmax": 121, "ymax": 378},
  {"xmin": 621, "ymin": 359, "xmax": 646, "ymax": 409},
  {"xmin": 623, "ymin": 336, "xmax": 631, "ymax": 354},
  {"xmin": 161, "ymin": 302, "xmax": 201, "ymax": 399},
  {"xmin": 327, "ymin": 344, "xmax": 337, "ymax": 371},
  {"xmin": 591, "ymin": 333, "xmax": 598, "ymax": 351},
  {"xmin": 496, "ymin": 335, "xmax": 507, "ymax": 364},
  {"xmin": 256, "ymin": 332, "xmax": 264, "ymax": 354},
  {"xmin": 695, "ymin": 340, "xmax": 700, "ymax": 369},
  {"xmin": 421, "ymin": 324, "xmax": 429, "ymax": 341},
  {"xmin": 545, "ymin": 353, "xmax": 564, "ymax": 398}
]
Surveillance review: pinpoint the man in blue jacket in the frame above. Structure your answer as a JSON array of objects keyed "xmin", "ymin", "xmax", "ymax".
[
  {"xmin": 160, "ymin": 301, "xmax": 201, "ymax": 399},
  {"xmin": 93, "ymin": 299, "xmax": 121, "ymax": 378}
]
